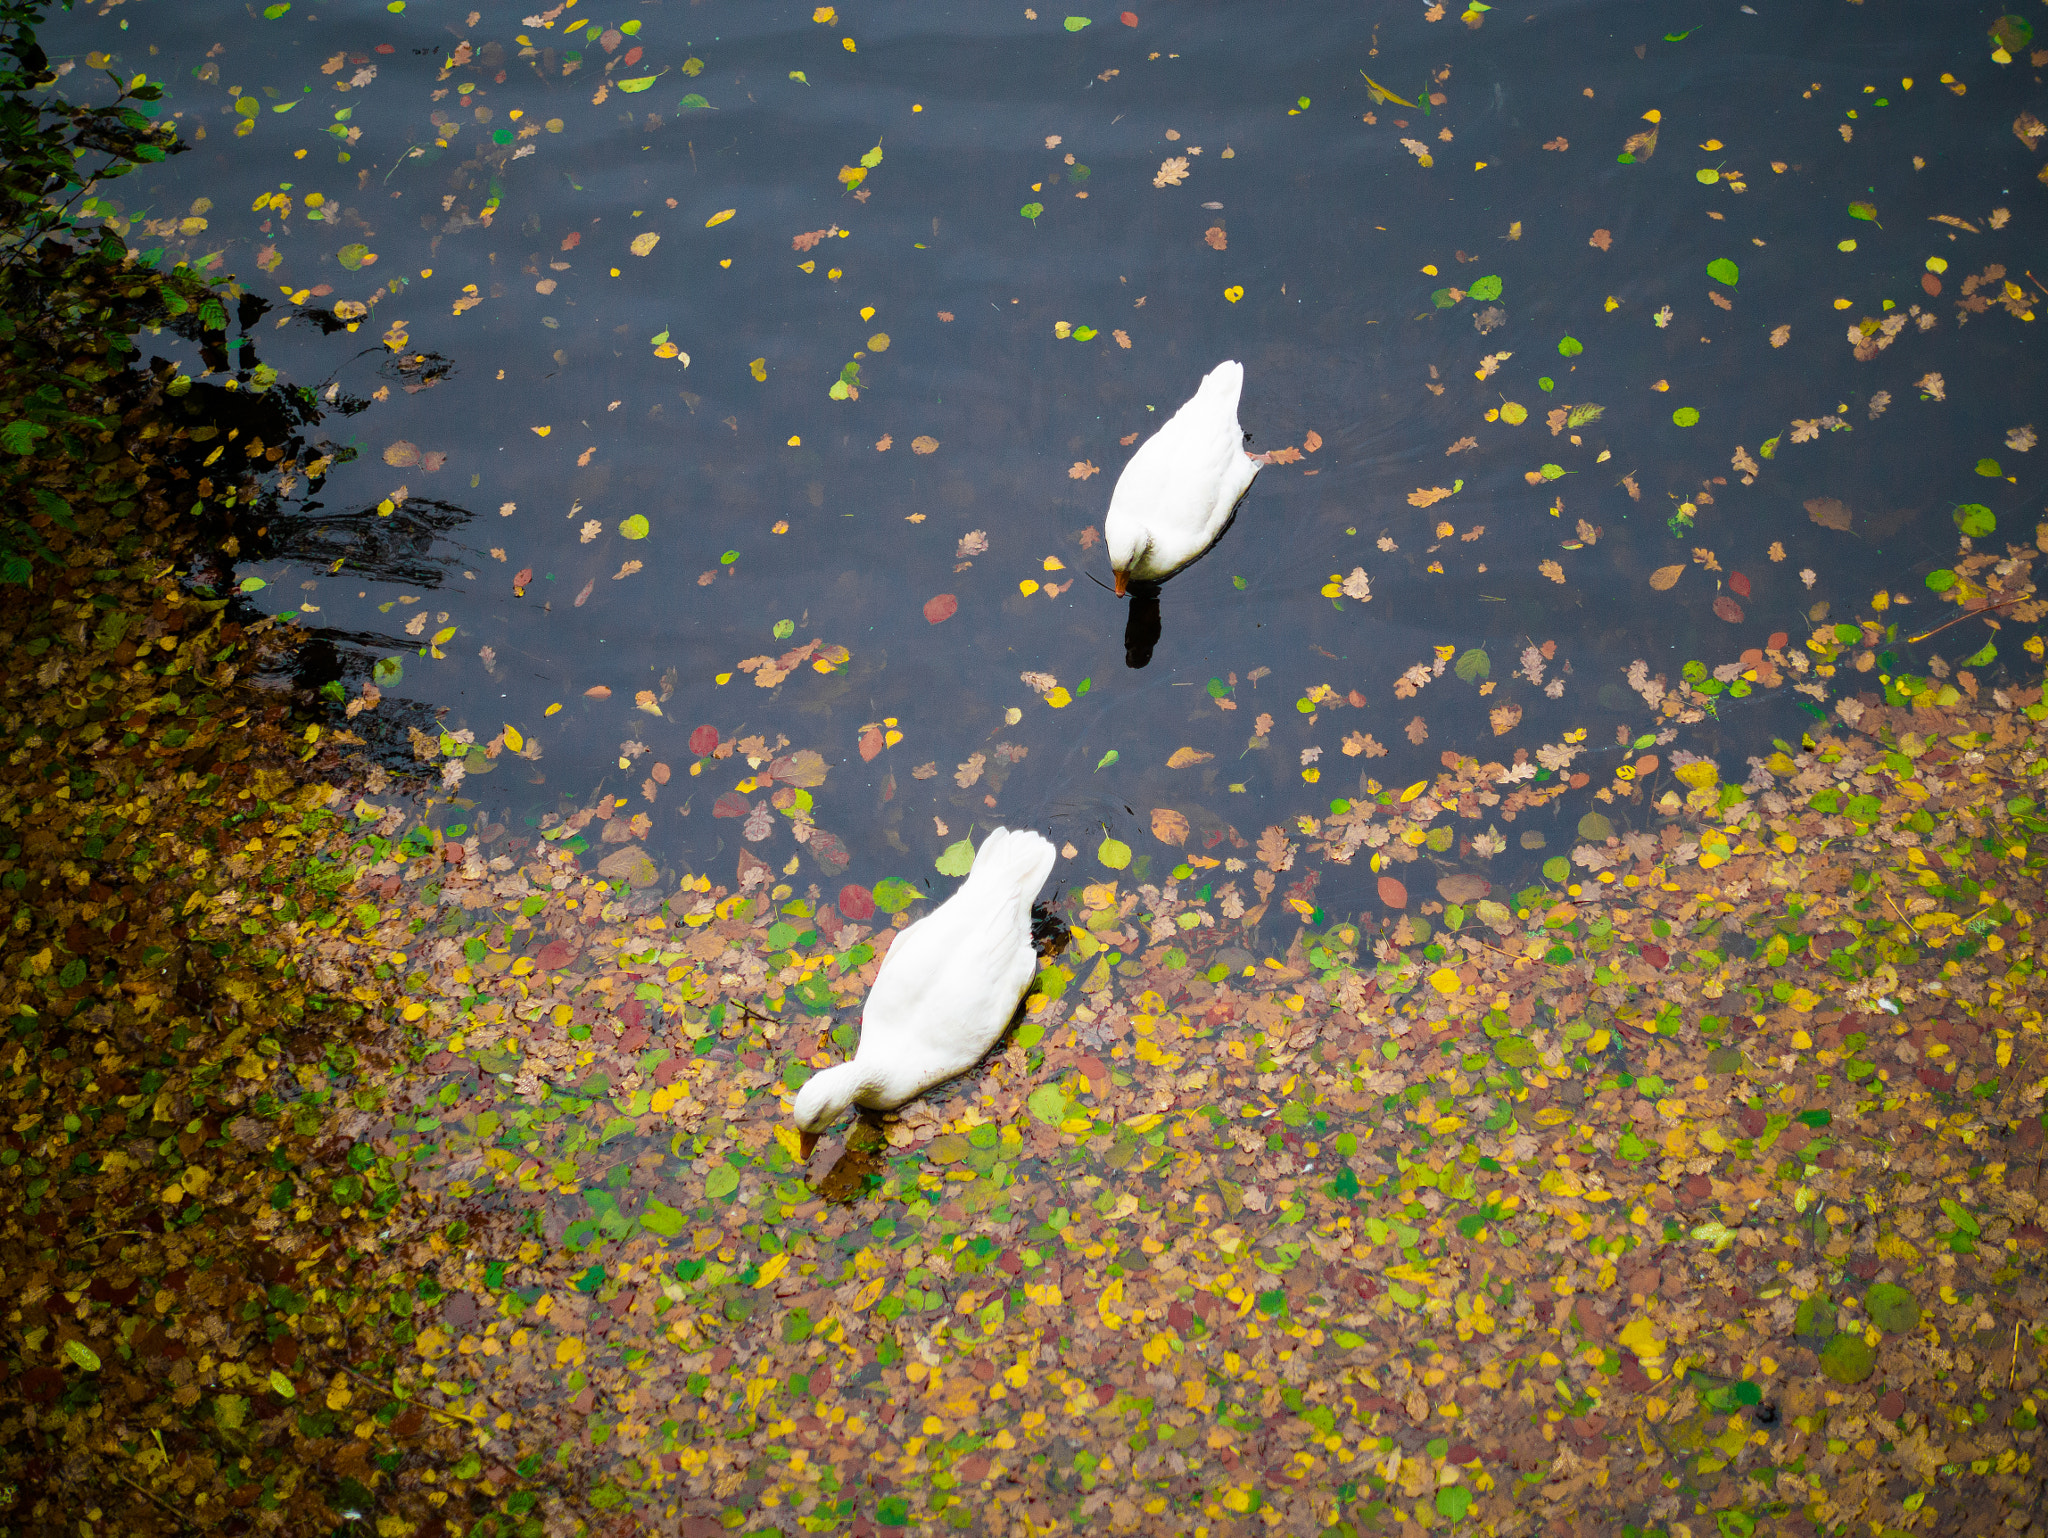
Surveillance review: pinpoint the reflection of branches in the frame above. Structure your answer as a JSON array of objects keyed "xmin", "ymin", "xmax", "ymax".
[{"xmin": 267, "ymin": 498, "xmax": 469, "ymax": 590}]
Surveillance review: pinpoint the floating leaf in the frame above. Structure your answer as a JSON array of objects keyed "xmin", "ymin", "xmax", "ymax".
[
  {"xmin": 1020, "ymin": 202, "xmax": 1044, "ymax": 222},
  {"xmin": 1027, "ymin": 1085, "xmax": 1069, "ymax": 1125},
  {"xmin": 1468, "ymin": 274, "xmax": 1503, "ymax": 300},
  {"xmin": 1649, "ymin": 564, "xmax": 1684, "ymax": 591},
  {"xmin": 1954, "ymin": 503, "xmax": 1995, "ymax": 537},
  {"xmin": 617, "ymin": 75, "xmax": 657, "ymax": 93},
  {"xmin": 1865, "ymin": 1282, "xmax": 1920, "ymax": 1333},
  {"xmin": 872, "ymin": 877, "xmax": 922, "ymax": 913},
  {"xmin": 1097, "ymin": 836, "xmax": 1131, "ymax": 870},
  {"xmin": 922, "ymin": 593, "xmax": 958, "ymax": 624},
  {"xmin": 619, "ymin": 513, "xmax": 650, "ymax": 539},
  {"xmin": 1848, "ymin": 200, "xmax": 1877, "ymax": 222},
  {"xmin": 64, "ymin": 1340, "xmax": 102, "ymax": 1372},
  {"xmin": 372, "ymin": 655, "xmax": 404, "ymax": 686},
  {"xmin": 679, "ymin": 93, "xmax": 711, "ymax": 110},
  {"xmin": 1706, "ymin": 257, "xmax": 1739, "ymax": 285},
  {"xmin": 238, "ymin": 575, "xmax": 267, "ymax": 593},
  {"xmin": 1672, "ymin": 406, "xmax": 1700, "ymax": 427},
  {"xmin": 1376, "ymin": 875, "xmax": 1408, "ymax": 908},
  {"xmin": 1557, "ymin": 336, "xmax": 1583, "ymax": 356},
  {"xmin": 935, "ymin": 838, "xmax": 976, "ymax": 876},
  {"xmin": 1819, "ymin": 1332, "xmax": 1876, "ymax": 1384},
  {"xmin": 1064, "ymin": 14, "xmax": 1092, "ymax": 29},
  {"xmin": 337, "ymin": 242, "xmax": 373, "ymax": 270},
  {"xmin": 1453, "ymin": 648, "xmax": 1490, "ymax": 683},
  {"xmin": 705, "ymin": 208, "xmax": 735, "ymax": 227},
  {"xmin": 629, "ymin": 231, "xmax": 660, "ymax": 256}
]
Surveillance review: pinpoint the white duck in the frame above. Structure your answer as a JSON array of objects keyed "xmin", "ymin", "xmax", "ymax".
[
  {"xmin": 1103, "ymin": 359, "xmax": 1262, "ymax": 595},
  {"xmin": 791, "ymin": 827, "xmax": 1056, "ymax": 1151}
]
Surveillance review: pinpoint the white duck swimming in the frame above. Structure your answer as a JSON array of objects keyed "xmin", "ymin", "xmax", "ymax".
[
  {"xmin": 791, "ymin": 827, "xmax": 1056, "ymax": 1151},
  {"xmin": 1104, "ymin": 359, "xmax": 1262, "ymax": 595}
]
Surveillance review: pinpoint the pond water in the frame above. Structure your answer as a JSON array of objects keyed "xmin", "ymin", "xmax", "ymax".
[{"xmin": 52, "ymin": 0, "xmax": 2045, "ymax": 915}]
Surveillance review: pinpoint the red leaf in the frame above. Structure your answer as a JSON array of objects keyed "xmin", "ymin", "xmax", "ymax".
[
  {"xmin": 535, "ymin": 940, "xmax": 577, "ymax": 970},
  {"xmin": 1729, "ymin": 571, "xmax": 1751, "ymax": 598},
  {"xmin": 1376, "ymin": 876, "xmax": 1408, "ymax": 909},
  {"xmin": 809, "ymin": 829, "xmax": 851, "ymax": 875},
  {"xmin": 512, "ymin": 566, "xmax": 533, "ymax": 589},
  {"xmin": 923, "ymin": 593, "xmax": 958, "ymax": 624},
  {"xmin": 1641, "ymin": 943, "xmax": 1669, "ymax": 970},
  {"xmin": 1712, "ymin": 594, "xmax": 1745, "ymax": 623},
  {"xmin": 859, "ymin": 727, "xmax": 884, "ymax": 762},
  {"xmin": 689, "ymin": 724, "xmax": 720, "ymax": 756},
  {"xmin": 838, "ymin": 884, "xmax": 877, "ymax": 921},
  {"xmin": 1120, "ymin": 9, "xmax": 1138, "ymax": 22},
  {"xmin": 561, "ymin": 231, "xmax": 581, "ymax": 251},
  {"xmin": 1766, "ymin": 630, "xmax": 1789, "ymax": 651},
  {"xmin": 712, "ymin": 791, "xmax": 750, "ymax": 818}
]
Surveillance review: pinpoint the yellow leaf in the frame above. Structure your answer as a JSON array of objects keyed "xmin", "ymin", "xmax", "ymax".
[
  {"xmin": 532, "ymin": 425, "xmax": 551, "ymax": 437},
  {"xmin": 1648, "ymin": 564, "xmax": 1684, "ymax": 591},
  {"xmin": 629, "ymin": 231, "xmax": 660, "ymax": 256},
  {"xmin": 504, "ymin": 724, "xmax": 524, "ymax": 752},
  {"xmin": 705, "ymin": 208, "xmax": 736, "ymax": 227},
  {"xmin": 1167, "ymin": 745, "xmax": 1215, "ymax": 768},
  {"xmin": 753, "ymin": 1252, "xmax": 790, "ymax": 1289},
  {"xmin": 555, "ymin": 1335, "xmax": 584, "ymax": 1366},
  {"xmin": 1618, "ymin": 1317, "xmax": 1666, "ymax": 1359},
  {"xmin": 1223, "ymin": 285, "xmax": 1245, "ymax": 303},
  {"xmin": 1428, "ymin": 967, "xmax": 1461, "ymax": 995}
]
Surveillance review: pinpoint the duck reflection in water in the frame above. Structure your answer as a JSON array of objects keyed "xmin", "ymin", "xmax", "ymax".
[{"xmin": 1122, "ymin": 581, "xmax": 1162, "ymax": 670}]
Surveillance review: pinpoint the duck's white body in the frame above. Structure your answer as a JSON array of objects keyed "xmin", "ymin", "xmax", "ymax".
[
  {"xmin": 1104, "ymin": 359, "xmax": 1261, "ymax": 594},
  {"xmin": 791, "ymin": 827, "xmax": 1056, "ymax": 1139}
]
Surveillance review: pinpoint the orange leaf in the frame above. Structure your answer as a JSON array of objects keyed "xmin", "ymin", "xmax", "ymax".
[{"xmin": 1377, "ymin": 876, "xmax": 1409, "ymax": 909}]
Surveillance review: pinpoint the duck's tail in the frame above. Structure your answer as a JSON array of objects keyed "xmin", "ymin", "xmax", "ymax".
[{"xmin": 963, "ymin": 827, "xmax": 1057, "ymax": 917}]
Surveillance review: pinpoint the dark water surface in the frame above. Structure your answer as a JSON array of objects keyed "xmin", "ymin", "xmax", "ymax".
[{"xmin": 52, "ymin": 0, "xmax": 2045, "ymax": 912}]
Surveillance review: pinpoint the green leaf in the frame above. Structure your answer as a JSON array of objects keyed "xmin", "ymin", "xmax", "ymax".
[
  {"xmin": 617, "ymin": 76, "xmax": 657, "ymax": 93},
  {"xmin": 1436, "ymin": 1487, "xmax": 1472, "ymax": 1521},
  {"xmin": 371, "ymin": 655, "xmax": 404, "ymax": 686},
  {"xmin": 1672, "ymin": 406, "xmax": 1700, "ymax": 427},
  {"xmin": 1975, "ymin": 459, "xmax": 2002, "ymax": 478},
  {"xmin": 860, "ymin": 144, "xmax": 884, "ymax": 168},
  {"xmin": 1865, "ymin": 1281, "xmax": 1920, "ymax": 1332},
  {"xmin": 1020, "ymin": 202, "xmax": 1044, "ymax": 221},
  {"xmin": 619, "ymin": 513, "xmax": 650, "ymax": 539},
  {"xmin": 337, "ymin": 242, "xmax": 371, "ymax": 271},
  {"xmin": 1542, "ymin": 856, "xmax": 1569, "ymax": 882},
  {"xmin": 640, "ymin": 1201, "xmax": 687, "ymax": 1238},
  {"xmin": 678, "ymin": 93, "xmax": 711, "ymax": 110},
  {"xmin": 1618, "ymin": 1131, "xmax": 1651, "ymax": 1162},
  {"xmin": 1094, "ymin": 749, "xmax": 1118, "ymax": 771},
  {"xmin": 935, "ymin": 838, "xmax": 976, "ymax": 876},
  {"xmin": 1819, "ymin": 1332, "xmax": 1875, "ymax": 1384},
  {"xmin": 268, "ymin": 1369, "xmax": 297, "ymax": 1399},
  {"xmin": 1938, "ymin": 1197, "xmax": 1979, "ymax": 1236},
  {"xmin": 1453, "ymin": 648, "xmax": 1489, "ymax": 683},
  {"xmin": 263, "ymin": 2, "xmax": 291, "ymax": 15},
  {"xmin": 1467, "ymin": 274, "xmax": 1502, "ymax": 301},
  {"xmin": 1924, "ymin": 569, "xmax": 1957, "ymax": 593},
  {"xmin": 1565, "ymin": 403, "xmax": 1605, "ymax": 428},
  {"xmin": 1706, "ymin": 257, "xmax": 1740, "ymax": 285},
  {"xmin": 871, "ymin": 877, "xmax": 921, "ymax": 913},
  {"xmin": 237, "ymin": 575, "xmax": 267, "ymax": 593},
  {"xmin": 1963, "ymin": 638, "xmax": 1997, "ymax": 667},
  {"xmin": 64, "ymin": 1340, "xmax": 102, "ymax": 1371},
  {"xmin": 1064, "ymin": 15, "xmax": 1092, "ymax": 29},
  {"xmin": 1097, "ymin": 836, "xmax": 1131, "ymax": 870},
  {"xmin": 1073, "ymin": 325, "xmax": 1098, "ymax": 340},
  {"xmin": 1027, "ymin": 1085, "xmax": 1069, "ymax": 1126},
  {"xmin": 1, "ymin": 421, "xmax": 50, "ymax": 454},
  {"xmin": 1848, "ymin": 200, "xmax": 1877, "ymax": 222},
  {"xmin": 705, "ymin": 1164, "xmax": 740, "ymax": 1200},
  {"xmin": 1557, "ymin": 336, "xmax": 1583, "ymax": 357},
  {"xmin": 1954, "ymin": 503, "xmax": 1995, "ymax": 537}
]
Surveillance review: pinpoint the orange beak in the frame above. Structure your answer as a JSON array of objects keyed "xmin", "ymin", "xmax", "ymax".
[
  {"xmin": 798, "ymin": 1130, "xmax": 820, "ymax": 1161},
  {"xmin": 1113, "ymin": 570, "xmax": 1128, "ymax": 597}
]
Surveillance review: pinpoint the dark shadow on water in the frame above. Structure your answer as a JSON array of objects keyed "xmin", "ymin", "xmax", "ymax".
[{"xmin": 1122, "ymin": 583, "xmax": 1162, "ymax": 670}]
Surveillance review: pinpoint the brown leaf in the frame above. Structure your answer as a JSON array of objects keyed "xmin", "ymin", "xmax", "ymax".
[
  {"xmin": 859, "ymin": 727, "xmax": 884, "ymax": 762},
  {"xmin": 1648, "ymin": 564, "xmax": 1685, "ymax": 591},
  {"xmin": 1408, "ymin": 486, "xmax": 1456, "ymax": 508},
  {"xmin": 583, "ymin": 684, "xmax": 612, "ymax": 698},
  {"xmin": 1150, "ymin": 808, "xmax": 1191, "ymax": 845},
  {"xmin": 1543, "ymin": 136, "xmax": 1569, "ymax": 151},
  {"xmin": 1404, "ymin": 715, "xmax": 1428, "ymax": 745},
  {"xmin": 1804, "ymin": 496, "xmax": 1853, "ymax": 531},
  {"xmin": 1069, "ymin": 460, "xmax": 1100, "ymax": 480},
  {"xmin": 1112, "ymin": 329, "xmax": 1132, "ymax": 349},
  {"xmin": 1712, "ymin": 594, "xmax": 1745, "ymax": 623},
  {"xmin": 1203, "ymin": 226, "xmax": 1228, "ymax": 250},
  {"xmin": 1438, "ymin": 874, "xmax": 1489, "ymax": 903},
  {"xmin": 874, "ymin": 433, "xmax": 893, "ymax": 452},
  {"xmin": 383, "ymin": 440, "xmax": 422, "ymax": 467},
  {"xmin": 1341, "ymin": 730, "xmax": 1387, "ymax": 758},
  {"xmin": 911, "ymin": 435, "xmax": 939, "ymax": 455},
  {"xmin": 1539, "ymin": 559, "xmax": 1566, "ymax": 585},
  {"xmin": 1489, "ymin": 702, "xmax": 1522, "ymax": 735},
  {"xmin": 1166, "ymin": 745, "xmax": 1214, "ymax": 768},
  {"xmin": 1377, "ymin": 875, "xmax": 1409, "ymax": 909},
  {"xmin": 1263, "ymin": 445, "xmax": 1303, "ymax": 465},
  {"xmin": 1589, "ymin": 228, "xmax": 1613, "ymax": 251},
  {"xmin": 1303, "ymin": 429, "xmax": 1323, "ymax": 453}
]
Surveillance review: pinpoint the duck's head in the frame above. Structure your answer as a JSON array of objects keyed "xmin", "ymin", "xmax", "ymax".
[
  {"xmin": 790, "ymin": 1061, "xmax": 863, "ymax": 1158},
  {"xmin": 1105, "ymin": 523, "xmax": 1147, "ymax": 597}
]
